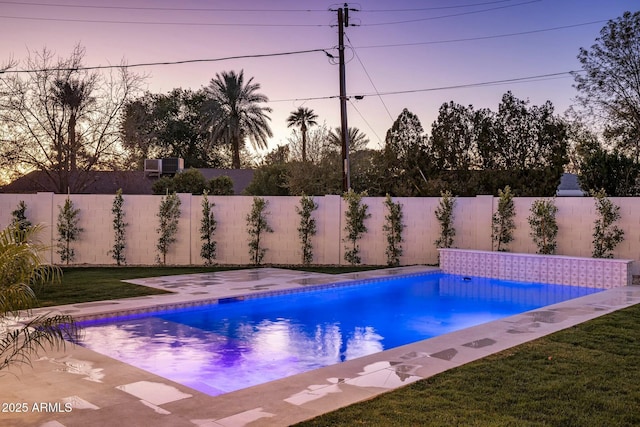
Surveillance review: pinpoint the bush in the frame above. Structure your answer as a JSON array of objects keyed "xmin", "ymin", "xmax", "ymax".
[
  {"xmin": 209, "ymin": 175, "xmax": 235, "ymax": 195},
  {"xmin": 152, "ymin": 176, "xmax": 176, "ymax": 195},
  {"xmin": 152, "ymin": 169, "xmax": 208, "ymax": 194}
]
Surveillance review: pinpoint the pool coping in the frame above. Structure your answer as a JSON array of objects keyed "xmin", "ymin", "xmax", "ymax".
[{"xmin": 4, "ymin": 266, "xmax": 640, "ymax": 427}]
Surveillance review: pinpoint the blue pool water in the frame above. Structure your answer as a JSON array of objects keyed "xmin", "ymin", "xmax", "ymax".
[{"xmin": 78, "ymin": 273, "xmax": 602, "ymax": 396}]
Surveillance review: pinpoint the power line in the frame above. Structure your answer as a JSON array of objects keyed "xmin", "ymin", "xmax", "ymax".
[
  {"xmin": 361, "ymin": 0, "xmax": 540, "ymax": 26},
  {"xmin": 348, "ymin": 99, "xmax": 383, "ymax": 146},
  {"xmin": 345, "ymin": 33, "xmax": 394, "ymax": 121},
  {"xmin": 365, "ymin": 71, "xmax": 580, "ymax": 97},
  {"xmin": 269, "ymin": 70, "xmax": 582, "ymax": 103},
  {"xmin": 360, "ymin": 0, "xmax": 521, "ymax": 12},
  {"xmin": 0, "ymin": 14, "xmax": 330, "ymax": 27},
  {"xmin": 0, "ymin": 1, "xmax": 330, "ymax": 12},
  {"xmin": 0, "ymin": 0, "xmax": 519, "ymax": 13},
  {"xmin": 0, "ymin": 48, "xmax": 332, "ymax": 73},
  {"xmin": 355, "ymin": 20, "xmax": 609, "ymax": 49}
]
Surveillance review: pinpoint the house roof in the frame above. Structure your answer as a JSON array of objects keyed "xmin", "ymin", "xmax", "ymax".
[
  {"xmin": 0, "ymin": 169, "xmax": 254, "ymax": 195},
  {"xmin": 557, "ymin": 173, "xmax": 584, "ymax": 196}
]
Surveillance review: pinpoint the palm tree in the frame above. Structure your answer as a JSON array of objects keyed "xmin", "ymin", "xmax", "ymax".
[
  {"xmin": 203, "ymin": 70, "xmax": 273, "ymax": 169},
  {"xmin": 286, "ymin": 107, "xmax": 318, "ymax": 162},
  {"xmin": 328, "ymin": 127, "xmax": 370, "ymax": 152},
  {"xmin": 52, "ymin": 77, "xmax": 95, "ymax": 192},
  {"xmin": 0, "ymin": 224, "xmax": 78, "ymax": 371}
]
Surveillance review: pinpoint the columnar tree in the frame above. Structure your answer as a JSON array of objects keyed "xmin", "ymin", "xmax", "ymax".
[
  {"xmin": 110, "ymin": 189, "xmax": 128, "ymax": 265},
  {"xmin": 56, "ymin": 197, "xmax": 83, "ymax": 265},
  {"xmin": 246, "ymin": 197, "xmax": 273, "ymax": 265},
  {"xmin": 156, "ymin": 192, "xmax": 181, "ymax": 265},
  {"xmin": 591, "ymin": 189, "xmax": 624, "ymax": 258},
  {"xmin": 200, "ymin": 190, "xmax": 217, "ymax": 265},
  {"xmin": 491, "ymin": 186, "xmax": 516, "ymax": 252},
  {"xmin": 528, "ymin": 198, "xmax": 558, "ymax": 254},
  {"xmin": 296, "ymin": 194, "xmax": 318, "ymax": 265},
  {"xmin": 10, "ymin": 201, "xmax": 32, "ymax": 241},
  {"xmin": 382, "ymin": 194, "xmax": 404, "ymax": 266},
  {"xmin": 435, "ymin": 190, "xmax": 456, "ymax": 249},
  {"xmin": 343, "ymin": 190, "xmax": 371, "ymax": 265}
]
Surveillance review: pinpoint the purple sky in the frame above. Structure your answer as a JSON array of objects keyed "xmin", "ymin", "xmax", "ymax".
[{"xmin": 0, "ymin": 0, "xmax": 635, "ymax": 153}]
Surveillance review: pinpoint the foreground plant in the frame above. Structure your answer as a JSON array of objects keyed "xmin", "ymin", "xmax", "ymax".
[
  {"xmin": 0, "ymin": 224, "xmax": 78, "ymax": 371},
  {"xmin": 591, "ymin": 189, "xmax": 624, "ymax": 258},
  {"xmin": 383, "ymin": 194, "xmax": 404, "ymax": 266},
  {"xmin": 528, "ymin": 198, "xmax": 558, "ymax": 254}
]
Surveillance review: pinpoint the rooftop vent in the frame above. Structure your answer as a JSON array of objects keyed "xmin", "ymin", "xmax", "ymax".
[
  {"xmin": 161, "ymin": 157, "xmax": 184, "ymax": 175},
  {"xmin": 144, "ymin": 158, "xmax": 184, "ymax": 177},
  {"xmin": 144, "ymin": 159, "xmax": 161, "ymax": 177}
]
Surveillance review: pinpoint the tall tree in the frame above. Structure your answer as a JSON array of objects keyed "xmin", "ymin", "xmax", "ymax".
[
  {"xmin": 287, "ymin": 123, "xmax": 335, "ymax": 164},
  {"xmin": 0, "ymin": 45, "xmax": 144, "ymax": 192},
  {"xmin": 573, "ymin": 11, "xmax": 640, "ymax": 160},
  {"xmin": 120, "ymin": 89, "xmax": 221, "ymax": 169},
  {"xmin": 381, "ymin": 109, "xmax": 431, "ymax": 196},
  {"xmin": 430, "ymin": 101, "xmax": 480, "ymax": 170},
  {"xmin": 202, "ymin": 70, "xmax": 273, "ymax": 169},
  {"xmin": 578, "ymin": 146, "xmax": 640, "ymax": 196},
  {"xmin": 385, "ymin": 109, "xmax": 425, "ymax": 163},
  {"xmin": 286, "ymin": 107, "xmax": 318, "ymax": 162},
  {"xmin": 483, "ymin": 92, "xmax": 568, "ymax": 171}
]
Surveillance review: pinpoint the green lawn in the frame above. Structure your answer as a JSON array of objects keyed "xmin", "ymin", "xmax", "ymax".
[{"xmin": 33, "ymin": 265, "xmax": 379, "ymax": 307}]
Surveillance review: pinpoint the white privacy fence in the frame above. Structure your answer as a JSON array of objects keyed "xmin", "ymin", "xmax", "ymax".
[{"xmin": 0, "ymin": 193, "xmax": 638, "ymax": 274}]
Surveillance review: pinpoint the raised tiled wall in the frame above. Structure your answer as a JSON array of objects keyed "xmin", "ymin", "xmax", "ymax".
[{"xmin": 439, "ymin": 248, "xmax": 633, "ymax": 288}]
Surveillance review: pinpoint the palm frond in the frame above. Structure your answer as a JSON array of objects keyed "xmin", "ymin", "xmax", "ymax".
[{"xmin": 0, "ymin": 313, "xmax": 79, "ymax": 372}]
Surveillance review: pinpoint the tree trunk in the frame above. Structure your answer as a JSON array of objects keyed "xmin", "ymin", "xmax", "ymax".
[
  {"xmin": 302, "ymin": 123, "xmax": 307, "ymax": 163},
  {"xmin": 232, "ymin": 138, "xmax": 241, "ymax": 169}
]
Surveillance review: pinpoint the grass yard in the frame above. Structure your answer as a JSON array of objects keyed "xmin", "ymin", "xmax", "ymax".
[
  {"xmin": 296, "ymin": 303, "xmax": 640, "ymax": 426},
  {"xmin": 33, "ymin": 265, "xmax": 379, "ymax": 307}
]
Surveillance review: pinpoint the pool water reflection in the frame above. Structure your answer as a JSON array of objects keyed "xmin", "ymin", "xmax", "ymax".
[{"xmin": 77, "ymin": 273, "xmax": 602, "ymax": 396}]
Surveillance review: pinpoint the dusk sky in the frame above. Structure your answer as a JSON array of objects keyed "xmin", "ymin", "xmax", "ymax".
[{"xmin": 1, "ymin": 0, "xmax": 635, "ymax": 153}]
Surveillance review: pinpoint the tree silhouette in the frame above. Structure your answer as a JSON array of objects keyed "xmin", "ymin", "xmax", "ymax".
[
  {"xmin": 202, "ymin": 70, "xmax": 272, "ymax": 169},
  {"xmin": 287, "ymin": 107, "xmax": 318, "ymax": 162}
]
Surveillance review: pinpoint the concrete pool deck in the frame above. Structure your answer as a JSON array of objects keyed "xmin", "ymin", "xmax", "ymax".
[{"xmin": 3, "ymin": 266, "xmax": 640, "ymax": 427}]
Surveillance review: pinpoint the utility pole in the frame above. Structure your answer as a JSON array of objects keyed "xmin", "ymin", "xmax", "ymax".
[{"xmin": 337, "ymin": 4, "xmax": 350, "ymax": 192}]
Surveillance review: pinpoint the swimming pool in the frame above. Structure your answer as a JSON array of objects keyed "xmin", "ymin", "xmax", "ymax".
[{"xmin": 77, "ymin": 273, "xmax": 602, "ymax": 396}]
